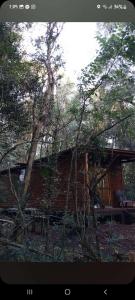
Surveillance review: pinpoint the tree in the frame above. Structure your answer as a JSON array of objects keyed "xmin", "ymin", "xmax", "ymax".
[
  {"xmin": 0, "ymin": 23, "xmax": 34, "ymax": 170},
  {"xmin": 20, "ymin": 23, "xmax": 63, "ymax": 210},
  {"xmin": 78, "ymin": 23, "xmax": 135, "ymax": 149}
]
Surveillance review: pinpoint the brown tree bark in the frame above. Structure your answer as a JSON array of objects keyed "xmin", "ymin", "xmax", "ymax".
[
  {"xmin": 21, "ymin": 121, "xmax": 42, "ymax": 209},
  {"xmin": 11, "ymin": 23, "xmax": 62, "ymax": 241}
]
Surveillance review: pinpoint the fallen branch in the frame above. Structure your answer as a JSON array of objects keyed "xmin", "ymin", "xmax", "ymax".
[{"xmin": 0, "ymin": 238, "xmax": 53, "ymax": 259}]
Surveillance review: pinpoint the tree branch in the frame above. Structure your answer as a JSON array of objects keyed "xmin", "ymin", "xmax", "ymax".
[{"xmin": 94, "ymin": 113, "xmax": 133, "ymax": 139}]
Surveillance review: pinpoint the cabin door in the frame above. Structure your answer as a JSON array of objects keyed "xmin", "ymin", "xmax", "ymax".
[
  {"xmin": 98, "ymin": 172, "xmax": 112, "ymax": 207},
  {"xmin": 110, "ymin": 165, "xmax": 124, "ymax": 207}
]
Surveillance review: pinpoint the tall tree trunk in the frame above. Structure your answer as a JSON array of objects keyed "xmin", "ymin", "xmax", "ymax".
[
  {"xmin": 11, "ymin": 22, "xmax": 62, "ymax": 242},
  {"xmin": 21, "ymin": 121, "xmax": 42, "ymax": 209}
]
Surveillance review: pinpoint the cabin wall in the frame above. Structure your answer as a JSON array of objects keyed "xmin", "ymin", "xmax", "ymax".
[
  {"xmin": 0, "ymin": 154, "xmax": 124, "ymax": 211},
  {"xmin": 0, "ymin": 169, "xmax": 44, "ymax": 208},
  {"xmin": 0, "ymin": 171, "xmax": 20, "ymax": 208},
  {"xmin": 98, "ymin": 172, "xmax": 112, "ymax": 206},
  {"xmin": 54, "ymin": 152, "xmax": 88, "ymax": 211},
  {"xmin": 0, "ymin": 153, "xmax": 88, "ymax": 212},
  {"xmin": 89, "ymin": 163, "xmax": 124, "ymax": 208},
  {"xmin": 87, "ymin": 164, "xmax": 112, "ymax": 207}
]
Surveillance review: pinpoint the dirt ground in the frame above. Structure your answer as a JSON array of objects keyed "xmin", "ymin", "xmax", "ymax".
[
  {"xmin": 24, "ymin": 222, "xmax": 135, "ymax": 262},
  {"xmin": 0, "ymin": 215, "xmax": 135, "ymax": 262},
  {"xmin": 96, "ymin": 223, "xmax": 135, "ymax": 261}
]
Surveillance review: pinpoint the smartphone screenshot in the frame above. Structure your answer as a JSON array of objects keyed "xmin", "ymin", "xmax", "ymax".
[{"xmin": 0, "ymin": 0, "xmax": 135, "ymax": 297}]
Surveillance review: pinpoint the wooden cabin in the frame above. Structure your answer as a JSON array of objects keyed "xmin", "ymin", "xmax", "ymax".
[{"xmin": 0, "ymin": 147, "xmax": 135, "ymax": 212}]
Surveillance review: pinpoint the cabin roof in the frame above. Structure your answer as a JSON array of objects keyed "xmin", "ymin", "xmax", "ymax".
[{"xmin": 0, "ymin": 147, "xmax": 135, "ymax": 175}]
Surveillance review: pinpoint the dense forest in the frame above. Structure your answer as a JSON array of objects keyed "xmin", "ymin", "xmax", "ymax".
[{"xmin": 0, "ymin": 22, "xmax": 135, "ymax": 262}]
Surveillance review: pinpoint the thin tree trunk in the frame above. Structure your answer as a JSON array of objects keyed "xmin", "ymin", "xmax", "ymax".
[
  {"xmin": 10, "ymin": 23, "xmax": 62, "ymax": 242},
  {"xmin": 21, "ymin": 122, "xmax": 42, "ymax": 209}
]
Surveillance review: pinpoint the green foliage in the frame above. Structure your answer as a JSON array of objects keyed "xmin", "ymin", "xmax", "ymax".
[
  {"xmin": 78, "ymin": 23, "xmax": 135, "ymax": 149},
  {"xmin": 0, "ymin": 23, "xmax": 33, "ymax": 169}
]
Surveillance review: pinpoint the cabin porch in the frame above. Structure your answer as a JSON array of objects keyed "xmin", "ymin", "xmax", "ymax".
[{"xmin": 89, "ymin": 148, "xmax": 135, "ymax": 208}]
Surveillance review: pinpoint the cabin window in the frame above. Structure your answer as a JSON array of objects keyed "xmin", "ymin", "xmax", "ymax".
[{"xmin": 19, "ymin": 169, "xmax": 25, "ymax": 182}]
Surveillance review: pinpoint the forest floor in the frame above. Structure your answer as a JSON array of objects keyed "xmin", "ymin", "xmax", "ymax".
[
  {"xmin": 0, "ymin": 213, "xmax": 135, "ymax": 262},
  {"xmin": 30, "ymin": 222, "xmax": 135, "ymax": 262},
  {"xmin": 95, "ymin": 223, "xmax": 135, "ymax": 261}
]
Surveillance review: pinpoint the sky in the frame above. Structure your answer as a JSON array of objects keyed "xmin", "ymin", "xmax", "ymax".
[
  {"xmin": 21, "ymin": 22, "xmax": 99, "ymax": 83},
  {"xmin": 59, "ymin": 23, "xmax": 99, "ymax": 82}
]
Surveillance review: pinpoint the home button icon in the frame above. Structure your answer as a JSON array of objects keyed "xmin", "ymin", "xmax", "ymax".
[{"xmin": 64, "ymin": 288, "xmax": 71, "ymax": 296}]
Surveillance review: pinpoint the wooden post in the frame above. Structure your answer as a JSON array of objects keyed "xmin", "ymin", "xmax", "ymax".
[{"xmin": 85, "ymin": 153, "xmax": 90, "ymax": 213}]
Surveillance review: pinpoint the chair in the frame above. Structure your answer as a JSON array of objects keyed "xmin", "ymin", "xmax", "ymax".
[{"xmin": 115, "ymin": 189, "xmax": 129, "ymax": 207}]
